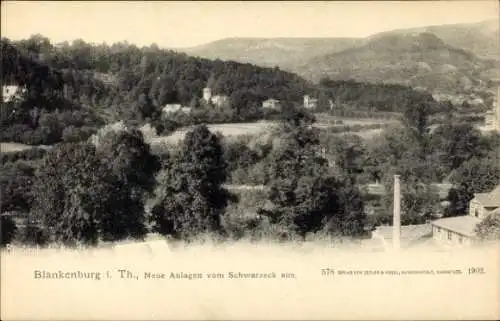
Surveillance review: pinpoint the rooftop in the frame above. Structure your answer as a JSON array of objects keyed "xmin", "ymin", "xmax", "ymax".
[
  {"xmin": 474, "ymin": 185, "xmax": 500, "ymax": 207},
  {"xmin": 372, "ymin": 224, "xmax": 432, "ymax": 248},
  {"xmin": 490, "ymin": 207, "xmax": 500, "ymax": 215},
  {"xmin": 431, "ymin": 215, "xmax": 481, "ymax": 237}
]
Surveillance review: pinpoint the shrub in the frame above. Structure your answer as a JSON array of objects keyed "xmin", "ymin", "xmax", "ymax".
[{"xmin": 1, "ymin": 214, "xmax": 17, "ymax": 246}]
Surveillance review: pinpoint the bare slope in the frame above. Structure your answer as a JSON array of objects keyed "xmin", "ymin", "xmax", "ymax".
[
  {"xmin": 182, "ymin": 37, "xmax": 363, "ymax": 68},
  {"xmin": 179, "ymin": 19, "xmax": 498, "ymax": 69},
  {"xmin": 370, "ymin": 19, "xmax": 499, "ymax": 60},
  {"xmin": 294, "ymin": 32, "xmax": 498, "ymax": 94}
]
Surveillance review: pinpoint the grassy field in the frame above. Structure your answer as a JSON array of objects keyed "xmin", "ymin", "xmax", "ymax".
[
  {"xmin": 150, "ymin": 117, "xmax": 395, "ymax": 146},
  {"xmin": 314, "ymin": 114, "xmax": 400, "ymax": 127},
  {"xmin": 0, "ymin": 142, "xmax": 35, "ymax": 153},
  {"xmin": 150, "ymin": 121, "xmax": 276, "ymax": 145}
]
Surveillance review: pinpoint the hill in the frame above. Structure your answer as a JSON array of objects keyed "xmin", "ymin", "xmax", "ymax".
[
  {"xmin": 1, "ymin": 36, "xmax": 317, "ymax": 144},
  {"xmin": 293, "ymin": 32, "xmax": 499, "ymax": 95},
  {"xmin": 179, "ymin": 20, "xmax": 499, "ymax": 69},
  {"xmin": 6, "ymin": 36, "xmax": 314, "ymax": 107},
  {"xmin": 2, "ymin": 35, "xmax": 452, "ymax": 147},
  {"xmin": 177, "ymin": 19, "xmax": 499, "ymax": 96},
  {"xmin": 182, "ymin": 37, "xmax": 363, "ymax": 69},
  {"xmin": 1, "ymin": 39, "xmax": 105, "ymax": 145},
  {"xmin": 371, "ymin": 19, "xmax": 499, "ymax": 61}
]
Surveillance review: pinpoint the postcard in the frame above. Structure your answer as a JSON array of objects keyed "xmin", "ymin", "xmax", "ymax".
[{"xmin": 1, "ymin": 1, "xmax": 499, "ymax": 320}]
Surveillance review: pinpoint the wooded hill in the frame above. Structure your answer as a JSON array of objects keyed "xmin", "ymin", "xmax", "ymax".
[{"xmin": 2, "ymin": 36, "xmax": 446, "ymax": 145}]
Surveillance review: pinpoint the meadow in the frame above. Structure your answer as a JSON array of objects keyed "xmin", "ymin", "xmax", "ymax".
[
  {"xmin": 150, "ymin": 116, "xmax": 397, "ymax": 145},
  {"xmin": 0, "ymin": 142, "xmax": 36, "ymax": 153}
]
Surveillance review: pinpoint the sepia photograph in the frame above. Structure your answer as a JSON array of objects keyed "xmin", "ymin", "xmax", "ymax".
[{"xmin": 1, "ymin": 1, "xmax": 499, "ymax": 320}]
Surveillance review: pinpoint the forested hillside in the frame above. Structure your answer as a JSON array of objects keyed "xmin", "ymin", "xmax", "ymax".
[
  {"xmin": 2, "ymin": 35, "xmax": 452, "ymax": 146},
  {"xmin": 3, "ymin": 35, "xmax": 312, "ymax": 115},
  {"xmin": 1, "ymin": 35, "xmax": 315, "ymax": 144},
  {"xmin": 1, "ymin": 39, "xmax": 104, "ymax": 145}
]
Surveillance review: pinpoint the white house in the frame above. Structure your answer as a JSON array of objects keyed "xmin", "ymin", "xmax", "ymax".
[
  {"xmin": 304, "ymin": 95, "xmax": 318, "ymax": 109},
  {"xmin": 262, "ymin": 98, "xmax": 281, "ymax": 110},
  {"xmin": 163, "ymin": 104, "xmax": 182, "ymax": 113},
  {"xmin": 211, "ymin": 94, "xmax": 230, "ymax": 108},
  {"xmin": 203, "ymin": 87, "xmax": 212, "ymax": 102},
  {"xmin": 2, "ymin": 85, "xmax": 26, "ymax": 103},
  {"xmin": 163, "ymin": 104, "xmax": 191, "ymax": 115},
  {"xmin": 431, "ymin": 184, "xmax": 500, "ymax": 246},
  {"xmin": 201, "ymin": 87, "xmax": 230, "ymax": 108}
]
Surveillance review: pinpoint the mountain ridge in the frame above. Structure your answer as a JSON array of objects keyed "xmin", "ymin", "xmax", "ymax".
[
  {"xmin": 178, "ymin": 19, "xmax": 499, "ymax": 96},
  {"xmin": 180, "ymin": 19, "xmax": 498, "ymax": 62},
  {"xmin": 293, "ymin": 31, "xmax": 498, "ymax": 96}
]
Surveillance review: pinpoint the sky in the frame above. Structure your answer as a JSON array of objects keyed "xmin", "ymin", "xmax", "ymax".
[{"xmin": 1, "ymin": 1, "xmax": 499, "ymax": 48}]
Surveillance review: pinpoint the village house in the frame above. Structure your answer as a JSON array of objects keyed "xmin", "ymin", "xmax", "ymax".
[
  {"xmin": 211, "ymin": 94, "xmax": 230, "ymax": 108},
  {"xmin": 431, "ymin": 184, "xmax": 500, "ymax": 246},
  {"xmin": 328, "ymin": 99, "xmax": 335, "ymax": 111},
  {"xmin": 162, "ymin": 104, "xmax": 191, "ymax": 115},
  {"xmin": 370, "ymin": 175, "xmax": 500, "ymax": 249},
  {"xmin": 202, "ymin": 87, "xmax": 212, "ymax": 102},
  {"xmin": 2, "ymin": 85, "xmax": 26, "ymax": 103},
  {"xmin": 202, "ymin": 87, "xmax": 230, "ymax": 108},
  {"xmin": 262, "ymin": 98, "xmax": 281, "ymax": 110},
  {"xmin": 303, "ymin": 95, "xmax": 318, "ymax": 109}
]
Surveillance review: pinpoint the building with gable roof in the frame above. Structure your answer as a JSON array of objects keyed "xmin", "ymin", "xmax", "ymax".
[
  {"xmin": 431, "ymin": 184, "xmax": 500, "ymax": 245},
  {"xmin": 303, "ymin": 95, "xmax": 318, "ymax": 109},
  {"xmin": 163, "ymin": 104, "xmax": 192, "ymax": 115},
  {"xmin": 262, "ymin": 98, "xmax": 281, "ymax": 110},
  {"xmin": 2, "ymin": 85, "xmax": 26, "ymax": 103}
]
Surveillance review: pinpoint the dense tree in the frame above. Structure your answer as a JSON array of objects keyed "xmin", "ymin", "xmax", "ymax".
[
  {"xmin": 93, "ymin": 129, "xmax": 160, "ymax": 241},
  {"xmin": 258, "ymin": 111, "xmax": 365, "ymax": 238},
  {"xmin": 95, "ymin": 128, "xmax": 160, "ymax": 194},
  {"xmin": 318, "ymin": 78, "xmax": 441, "ymax": 114},
  {"xmin": 31, "ymin": 143, "xmax": 102, "ymax": 245},
  {"xmin": 379, "ymin": 166, "xmax": 441, "ymax": 225},
  {"xmin": 402, "ymin": 93, "xmax": 433, "ymax": 143},
  {"xmin": 0, "ymin": 161, "xmax": 36, "ymax": 213},
  {"xmin": 223, "ymin": 137, "xmax": 260, "ymax": 173},
  {"xmin": 1, "ymin": 214, "xmax": 17, "ymax": 246},
  {"xmin": 475, "ymin": 211, "xmax": 500, "ymax": 241},
  {"xmin": 31, "ymin": 129, "xmax": 160, "ymax": 245},
  {"xmin": 430, "ymin": 123, "xmax": 489, "ymax": 173},
  {"xmin": 445, "ymin": 157, "xmax": 500, "ymax": 217},
  {"xmin": 151, "ymin": 125, "xmax": 233, "ymax": 239}
]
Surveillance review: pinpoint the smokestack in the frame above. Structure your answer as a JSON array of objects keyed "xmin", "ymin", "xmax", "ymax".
[
  {"xmin": 393, "ymin": 175, "xmax": 401, "ymax": 250},
  {"xmin": 496, "ymin": 86, "xmax": 500, "ymax": 132}
]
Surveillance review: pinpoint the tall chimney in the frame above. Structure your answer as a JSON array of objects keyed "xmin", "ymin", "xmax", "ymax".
[
  {"xmin": 393, "ymin": 175, "xmax": 401, "ymax": 250},
  {"xmin": 496, "ymin": 86, "xmax": 500, "ymax": 132}
]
